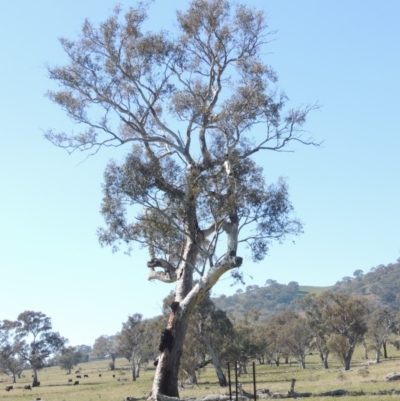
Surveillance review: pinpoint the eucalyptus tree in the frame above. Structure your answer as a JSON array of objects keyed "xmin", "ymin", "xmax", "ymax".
[
  {"xmin": 191, "ymin": 294, "xmax": 235, "ymax": 386},
  {"xmin": 57, "ymin": 346, "xmax": 83, "ymax": 374},
  {"xmin": 366, "ymin": 308, "xmax": 397, "ymax": 363},
  {"xmin": 281, "ymin": 316, "xmax": 313, "ymax": 369},
  {"xmin": 13, "ymin": 311, "xmax": 66, "ymax": 386},
  {"xmin": 0, "ymin": 320, "xmax": 25, "ymax": 383},
  {"xmin": 319, "ymin": 292, "xmax": 369, "ymax": 370},
  {"xmin": 46, "ymin": 0, "xmax": 317, "ymax": 397},
  {"xmin": 115, "ymin": 314, "xmax": 152, "ymax": 380},
  {"xmin": 92, "ymin": 335, "xmax": 118, "ymax": 370},
  {"xmin": 301, "ymin": 294, "xmax": 332, "ymax": 369},
  {"xmin": 263, "ymin": 310, "xmax": 298, "ymax": 366}
]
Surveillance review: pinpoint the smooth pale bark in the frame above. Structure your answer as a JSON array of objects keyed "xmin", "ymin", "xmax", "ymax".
[
  {"xmin": 297, "ymin": 356, "xmax": 306, "ymax": 369},
  {"xmin": 199, "ymin": 332, "xmax": 227, "ymax": 386},
  {"xmin": 150, "ymin": 212, "xmax": 241, "ymax": 400},
  {"xmin": 319, "ymin": 351, "xmax": 329, "ymax": 369},
  {"xmin": 136, "ymin": 357, "xmax": 141, "ymax": 379},
  {"xmin": 150, "ymin": 238, "xmax": 198, "ymax": 399},
  {"xmin": 362, "ymin": 339, "xmax": 369, "ymax": 360},
  {"xmin": 238, "ymin": 361, "xmax": 247, "ymax": 375}
]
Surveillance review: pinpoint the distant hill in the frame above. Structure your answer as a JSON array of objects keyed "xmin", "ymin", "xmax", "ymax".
[
  {"xmin": 332, "ymin": 259, "xmax": 400, "ymax": 309},
  {"xmin": 213, "ymin": 281, "xmax": 331, "ymax": 322},
  {"xmin": 213, "ymin": 259, "xmax": 400, "ymax": 322}
]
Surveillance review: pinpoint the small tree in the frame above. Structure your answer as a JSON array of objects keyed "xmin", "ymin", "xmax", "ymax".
[
  {"xmin": 366, "ymin": 308, "xmax": 396, "ymax": 363},
  {"xmin": 301, "ymin": 294, "xmax": 332, "ymax": 369},
  {"xmin": 75, "ymin": 344, "xmax": 92, "ymax": 362},
  {"xmin": 263, "ymin": 310, "xmax": 299, "ymax": 366},
  {"xmin": 13, "ymin": 311, "xmax": 66, "ymax": 386},
  {"xmin": 320, "ymin": 292, "xmax": 368, "ymax": 370},
  {"xmin": 281, "ymin": 316, "xmax": 313, "ymax": 369},
  {"xmin": 0, "ymin": 320, "xmax": 25, "ymax": 383},
  {"xmin": 92, "ymin": 335, "xmax": 118, "ymax": 370},
  {"xmin": 228, "ymin": 324, "xmax": 258, "ymax": 375},
  {"xmin": 192, "ymin": 295, "xmax": 234, "ymax": 386},
  {"xmin": 57, "ymin": 346, "xmax": 83, "ymax": 374},
  {"xmin": 46, "ymin": 0, "xmax": 317, "ymax": 396},
  {"xmin": 115, "ymin": 314, "xmax": 150, "ymax": 380}
]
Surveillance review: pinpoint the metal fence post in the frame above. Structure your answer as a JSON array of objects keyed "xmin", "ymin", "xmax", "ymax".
[
  {"xmin": 235, "ymin": 361, "xmax": 238, "ymax": 401},
  {"xmin": 253, "ymin": 361, "xmax": 257, "ymax": 401},
  {"xmin": 227, "ymin": 363, "xmax": 232, "ymax": 401}
]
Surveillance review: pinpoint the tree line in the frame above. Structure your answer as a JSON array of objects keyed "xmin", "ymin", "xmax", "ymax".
[
  {"xmin": 2, "ymin": 289, "xmax": 400, "ymax": 387},
  {"xmin": 118, "ymin": 291, "xmax": 400, "ymax": 380}
]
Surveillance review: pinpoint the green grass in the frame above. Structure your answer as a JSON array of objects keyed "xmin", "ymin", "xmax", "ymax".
[
  {"xmin": 2, "ymin": 346, "xmax": 400, "ymax": 401},
  {"xmin": 298, "ymin": 285, "xmax": 332, "ymax": 295}
]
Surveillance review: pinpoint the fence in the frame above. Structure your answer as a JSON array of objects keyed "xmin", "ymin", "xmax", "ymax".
[{"xmin": 226, "ymin": 362, "xmax": 257, "ymax": 401}]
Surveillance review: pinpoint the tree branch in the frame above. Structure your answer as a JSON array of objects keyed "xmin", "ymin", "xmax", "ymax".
[{"xmin": 147, "ymin": 258, "xmax": 178, "ymax": 283}]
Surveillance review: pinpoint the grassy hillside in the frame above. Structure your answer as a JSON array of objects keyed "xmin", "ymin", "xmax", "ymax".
[
  {"xmin": 214, "ymin": 260, "xmax": 400, "ymax": 323},
  {"xmin": 213, "ymin": 283, "xmax": 332, "ymax": 322},
  {"xmin": 298, "ymin": 285, "xmax": 332, "ymax": 295}
]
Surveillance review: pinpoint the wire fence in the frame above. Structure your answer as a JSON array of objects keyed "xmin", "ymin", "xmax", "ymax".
[{"xmin": 227, "ymin": 362, "xmax": 257, "ymax": 401}]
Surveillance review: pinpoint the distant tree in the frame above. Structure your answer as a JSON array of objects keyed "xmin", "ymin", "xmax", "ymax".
[
  {"xmin": 0, "ymin": 320, "xmax": 25, "ymax": 383},
  {"xmin": 353, "ymin": 269, "xmax": 363, "ymax": 278},
  {"xmin": 246, "ymin": 285, "xmax": 260, "ymax": 292},
  {"xmin": 235, "ymin": 289, "xmax": 243, "ymax": 295},
  {"xmin": 265, "ymin": 279, "xmax": 278, "ymax": 287},
  {"xmin": 341, "ymin": 276, "xmax": 353, "ymax": 283},
  {"xmin": 252, "ymin": 323, "xmax": 270, "ymax": 365},
  {"xmin": 263, "ymin": 311, "xmax": 298, "ymax": 366},
  {"xmin": 194, "ymin": 297, "xmax": 234, "ymax": 386},
  {"xmin": 287, "ymin": 281, "xmax": 299, "ymax": 291},
  {"xmin": 46, "ymin": 0, "xmax": 317, "ymax": 396},
  {"xmin": 115, "ymin": 314, "xmax": 150, "ymax": 380},
  {"xmin": 300, "ymin": 294, "xmax": 331, "ymax": 369},
  {"xmin": 242, "ymin": 306, "xmax": 260, "ymax": 326},
  {"xmin": 13, "ymin": 311, "xmax": 66, "ymax": 386},
  {"xmin": 75, "ymin": 344, "xmax": 92, "ymax": 362},
  {"xmin": 227, "ymin": 324, "xmax": 258, "ymax": 375},
  {"xmin": 57, "ymin": 346, "xmax": 83, "ymax": 374},
  {"xmin": 92, "ymin": 335, "xmax": 118, "ymax": 370},
  {"xmin": 281, "ymin": 315, "xmax": 313, "ymax": 369},
  {"xmin": 320, "ymin": 292, "xmax": 369, "ymax": 370},
  {"xmin": 179, "ymin": 327, "xmax": 205, "ymax": 385},
  {"xmin": 366, "ymin": 308, "xmax": 397, "ymax": 363}
]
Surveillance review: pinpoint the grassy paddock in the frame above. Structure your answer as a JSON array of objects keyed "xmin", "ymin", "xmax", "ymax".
[{"xmin": 2, "ymin": 347, "xmax": 400, "ymax": 401}]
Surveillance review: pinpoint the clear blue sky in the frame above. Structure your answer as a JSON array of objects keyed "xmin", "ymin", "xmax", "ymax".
[{"xmin": 1, "ymin": 0, "xmax": 399, "ymax": 346}]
